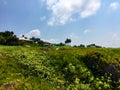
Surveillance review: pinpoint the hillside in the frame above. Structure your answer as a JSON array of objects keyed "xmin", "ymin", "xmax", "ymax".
[{"xmin": 0, "ymin": 46, "xmax": 120, "ymax": 90}]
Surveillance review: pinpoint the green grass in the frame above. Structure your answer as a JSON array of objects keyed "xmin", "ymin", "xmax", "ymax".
[{"xmin": 0, "ymin": 46, "xmax": 120, "ymax": 90}]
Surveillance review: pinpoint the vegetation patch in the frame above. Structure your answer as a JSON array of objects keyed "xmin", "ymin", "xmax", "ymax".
[{"xmin": 0, "ymin": 46, "xmax": 120, "ymax": 89}]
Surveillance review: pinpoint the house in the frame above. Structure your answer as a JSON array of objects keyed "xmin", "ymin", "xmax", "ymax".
[
  {"xmin": 18, "ymin": 38, "xmax": 33, "ymax": 45},
  {"xmin": 38, "ymin": 40, "xmax": 51, "ymax": 47}
]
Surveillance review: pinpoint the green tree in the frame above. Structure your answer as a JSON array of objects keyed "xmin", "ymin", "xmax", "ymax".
[
  {"xmin": 0, "ymin": 31, "xmax": 18, "ymax": 45},
  {"xmin": 0, "ymin": 35, "xmax": 5, "ymax": 44},
  {"xmin": 79, "ymin": 44, "xmax": 85, "ymax": 48},
  {"xmin": 30, "ymin": 37, "xmax": 40, "ymax": 42},
  {"xmin": 65, "ymin": 38, "xmax": 71, "ymax": 45}
]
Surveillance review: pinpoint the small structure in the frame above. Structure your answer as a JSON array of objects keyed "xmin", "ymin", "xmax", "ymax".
[
  {"xmin": 38, "ymin": 40, "xmax": 51, "ymax": 47},
  {"xmin": 38, "ymin": 40, "xmax": 52, "ymax": 51},
  {"xmin": 18, "ymin": 38, "xmax": 33, "ymax": 45}
]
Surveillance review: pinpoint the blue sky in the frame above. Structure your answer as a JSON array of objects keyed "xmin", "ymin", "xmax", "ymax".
[{"xmin": 0, "ymin": 0, "xmax": 120, "ymax": 47}]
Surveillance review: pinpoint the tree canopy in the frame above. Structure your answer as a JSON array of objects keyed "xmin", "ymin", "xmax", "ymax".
[
  {"xmin": 65, "ymin": 38, "xmax": 71, "ymax": 45},
  {"xmin": 0, "ymin": 31, "xmax": 18, "ymax": 45},
  {"xmin": 30, "ymin": 37, "xmax": 40, "ymax": 42}
]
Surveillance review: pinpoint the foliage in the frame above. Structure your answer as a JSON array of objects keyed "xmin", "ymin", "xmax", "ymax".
[
  {"xmin": 65, "ymin": 38, "xmax": 71, "ymax": 45},
  {"xmin": 30, "ymin": 37, "xmax": 40, "ymax": 42},
  {"xmin": 79, "ymin": 44, "xmax": 86, "ymax": 48},
  {"xmin": 0, "ymin": 46, "xmax": 120, "ymax": 89},
  {"xmin": 0, "ymin": 31, "xmax": 18, "ymax": 45}
]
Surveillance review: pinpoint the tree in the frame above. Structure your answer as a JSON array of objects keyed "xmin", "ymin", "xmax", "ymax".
[
  {"xmin": 0, "ymin": 35, "xmax": 5, "ymax": 44},
  {"xmin": 30, "ymin": 37, "xmax": 40, "ymax": 42},
  {"xmin": 22, "ymin": 35, "xmax": 25, "ymax": 38},
  {"xmin": 87, "ymin": 44, "xmax": 96, "ymax": 48},
  {"xmin": 0, "ymin": 31, "xmax": 18, "ymax": 45},
  {"xmin": 65, "ymin": 38, "xmax": 71, "ymax": 45},
  {"xmin": 59, "ymin": 42, "xmax": 65, "ymax": 46},
  {"xmin": 21, "ymin": 35, "xmax": 27, "ymax": 39},
  {"xmin": 79, "ymin": 44, "xmax": 85, "ymax": 48}
]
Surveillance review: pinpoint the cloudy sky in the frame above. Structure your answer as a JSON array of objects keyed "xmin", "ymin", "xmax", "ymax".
[{"xmin": 0, "ymin": 0, "xmax": 120, "ymax": 47}]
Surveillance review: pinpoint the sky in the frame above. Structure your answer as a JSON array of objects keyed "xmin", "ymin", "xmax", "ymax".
[{"xmin": 0, "ymin": 0, "xmax": 120, "ymax": 47}]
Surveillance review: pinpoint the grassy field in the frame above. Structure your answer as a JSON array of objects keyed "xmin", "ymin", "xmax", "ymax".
[{"xmin": 0, "ymin": 46, "xmax": 120, "ymax": 90}]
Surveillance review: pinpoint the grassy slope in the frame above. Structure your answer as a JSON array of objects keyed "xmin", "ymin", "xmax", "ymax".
[
  {"xmin": 0, "ymin": 46, "xmax": 55, "ymax": 90},
  {"xmin": 0, "ymin": 46, "xmax": 120, "ymax": 90}
]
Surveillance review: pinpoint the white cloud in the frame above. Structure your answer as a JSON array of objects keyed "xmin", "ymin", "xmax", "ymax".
[
  {"xmin": 109, "ymin": 2, "xmax": 120, "ymax": 10},
  {"xmin": 92, "ymin": 33, "xmax": 120, "ymax": 47},
  {"xmin": 47, "ymin": 39, "xmax": 60, "ymax": 43},
  {"xmin": 83, "ymin": 29, "xmax": 91, "ymax": 34},
  {"xmin": 108, "ymin": 33, "xmax": 120, "ymax": 47},
  {"xmin": 68, "ymin": 33, "xmax": 79, "ymax": 39},
  {"xmin": 42, "ymin": 38, "xmax": 60, "ymax": 44},
  {"xmin": 26, "ymin": 29, "xmax": 41, "ymax": 38},
  {"xmin": 45, "ymin": 0, "xmax": 101, "ymax": 26},
  {"xmin": 46, "ymin": 0, "xmax": 58, "ymax": 8},
  {"xmin": 111, "ymin": 33, "xmax": 120, "ymax": 42},
  {"xmin": 67, "ymin": 33, "xmax": 81, "ymax": 45},
  {"xmin": 69, "ymin": 18, "xmax": 77, "ymax": 22},
  {"xmin": 40, "ymin": 16, "xmax": 46, "ymax": 21},
  {"xmin": 102, "ymin": 33, "xmax": 120, "ymax": 47}
]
